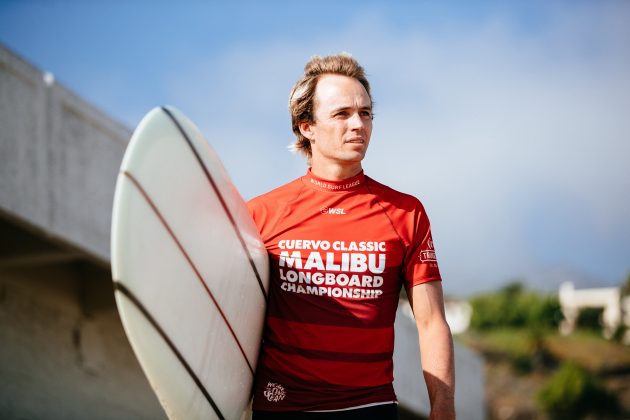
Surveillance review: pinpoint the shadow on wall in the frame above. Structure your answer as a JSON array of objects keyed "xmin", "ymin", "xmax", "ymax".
[{"xmin": 0, "ymin": 217, "xmax": 166, "ymax": 420}]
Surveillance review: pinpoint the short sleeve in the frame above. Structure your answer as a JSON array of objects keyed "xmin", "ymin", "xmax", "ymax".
[{"xmin": 403, "ymin": 203, "xmax": 442, "ymax": 289}]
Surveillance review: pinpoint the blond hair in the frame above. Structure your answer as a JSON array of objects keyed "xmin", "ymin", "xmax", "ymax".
[{"xmin": 288, "ymin": 53, "xmax": 372, "ymax": 160}]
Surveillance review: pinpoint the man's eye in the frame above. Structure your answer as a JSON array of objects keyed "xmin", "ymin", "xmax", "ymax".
[
  {"xmin": 360, "ymin": 111, "xmax": 372, "ymax": 118},
  {"xmin": 335, "ymin": 111, "xmax": 349, "ymax": 117}
]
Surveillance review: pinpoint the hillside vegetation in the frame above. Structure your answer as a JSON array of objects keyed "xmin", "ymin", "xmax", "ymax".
[{"xmin": 459, "ymin": 282, "xmax": 630, "ymax": 419}]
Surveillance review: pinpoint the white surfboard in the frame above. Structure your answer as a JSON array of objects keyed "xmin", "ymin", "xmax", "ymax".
[{"xmin": 110, "ymin": 106, "xmax": 269, "ymax": 420}]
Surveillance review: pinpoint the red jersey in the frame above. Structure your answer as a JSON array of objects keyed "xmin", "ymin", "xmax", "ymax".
[{"xmin": 247, "ymin": 169, "xmax": 441, "ymax": 411}]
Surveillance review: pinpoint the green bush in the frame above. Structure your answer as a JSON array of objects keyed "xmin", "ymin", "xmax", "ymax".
[
  {"xmin": 537, "ymin": 361, "xmax": 619, "ymax": 419},
  {"xmin": 510, "ymin": 353, "xmax": 533, "ymax": 375},
  {"xmin": 469, "ymin": 282, "xmax": 561, "ymax": 331},
  {"xmin": 508, "ymin": 328, "xmax": 557, "ymax": 374}
]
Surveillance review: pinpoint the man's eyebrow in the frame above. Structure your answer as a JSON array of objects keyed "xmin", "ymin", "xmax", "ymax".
[{"xmin": 330, "ymin": 104, "xmax": 373, "ymax": 113}]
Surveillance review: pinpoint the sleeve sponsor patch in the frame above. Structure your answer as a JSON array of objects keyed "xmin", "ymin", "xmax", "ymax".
[{"xmin": 418, "ymin": 238, "xmax": 437, "ymax": 263}]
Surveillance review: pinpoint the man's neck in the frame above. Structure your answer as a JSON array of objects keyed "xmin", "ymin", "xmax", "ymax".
[{"xmin": 310, "ymin": 161, "xmax": 363, "ymax": 181}]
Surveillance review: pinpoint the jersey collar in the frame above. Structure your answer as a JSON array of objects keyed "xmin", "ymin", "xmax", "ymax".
[{"xmin": 304, "ymin": 169, "xmax": 366, "ymax": 192}]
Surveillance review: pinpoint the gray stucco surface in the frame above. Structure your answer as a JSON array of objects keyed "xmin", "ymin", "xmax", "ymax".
[{"xmin": 1, "ymin": 44, "xmax": 130, "ymax": 263}]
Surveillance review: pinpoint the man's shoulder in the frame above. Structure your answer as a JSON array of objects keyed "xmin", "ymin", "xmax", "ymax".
[
  {"xmin": 247, "ymin": 176, "xmax": 304, "ymax": 210},
  {"xmin": 365, "ymin": 175, "xmax": 423, "ymax": 209}
]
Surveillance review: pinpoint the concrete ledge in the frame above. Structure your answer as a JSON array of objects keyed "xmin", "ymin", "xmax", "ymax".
[{"xmin": 1, "ymin": 43, "xmax": 130, "ymax": 264}]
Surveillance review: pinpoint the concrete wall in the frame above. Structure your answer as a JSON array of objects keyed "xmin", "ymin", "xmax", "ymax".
[
  {"xmin": 1, "ymin": 44, "xmax": 165, "ymax": 419},
  {"xmin": 0, "ymin": 44, "xmax": 129, "ymax": 264},
  {"xmin": 0, "ymin": 254, "xmax": 166, "ymax": 419}
]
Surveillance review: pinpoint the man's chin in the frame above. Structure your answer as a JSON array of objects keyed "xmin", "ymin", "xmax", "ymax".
[{"xmin": 339, "ymin": 153, "xmax": 366, "ymax": 163}]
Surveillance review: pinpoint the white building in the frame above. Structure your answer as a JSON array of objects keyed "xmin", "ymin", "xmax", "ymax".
[
  {"xmin": 559, "ymin": 281, "xmax": 630, "ymax": 343},
  {"xmin": 444, "ymin": 299, "xmax": 473, "ymax": 335}
]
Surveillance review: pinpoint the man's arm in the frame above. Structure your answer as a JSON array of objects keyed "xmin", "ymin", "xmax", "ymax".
[{"xmin": 409, "ymin": 281, "xmax": 455, "ymax": 420}]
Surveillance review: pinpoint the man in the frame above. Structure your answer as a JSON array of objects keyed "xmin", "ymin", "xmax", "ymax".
[{"xmin": 248, "ymin": 54, "xmax": 455, "ymax": 419}]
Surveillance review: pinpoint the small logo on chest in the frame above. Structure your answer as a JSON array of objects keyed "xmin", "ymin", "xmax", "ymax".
[{"xmin": 320, "ymin": 207, "xmax": 347, "ymax": 215}]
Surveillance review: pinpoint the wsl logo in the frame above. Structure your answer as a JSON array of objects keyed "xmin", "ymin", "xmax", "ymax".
[{"xmin": 320, "ymin": 206, "xmax": 347, "ymax": 215}]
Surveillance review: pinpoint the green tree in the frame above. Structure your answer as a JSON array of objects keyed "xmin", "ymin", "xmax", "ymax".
[{"xmin": 469, "ymin": 281, "xmax": 561, "ymax": 331}]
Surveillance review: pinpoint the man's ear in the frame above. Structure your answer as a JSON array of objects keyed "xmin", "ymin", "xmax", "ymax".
[{"xmin": 299, "ymin": 121, "xmax": 315, "ymax": 141}]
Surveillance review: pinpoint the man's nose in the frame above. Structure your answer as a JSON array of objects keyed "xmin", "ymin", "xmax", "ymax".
[{"xmin": 348, "ymin": 112, "xmax": 365, "ymax": 129}]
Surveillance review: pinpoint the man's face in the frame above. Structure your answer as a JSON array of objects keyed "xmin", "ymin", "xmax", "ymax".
[{"xmin": 300, "ymin": 74, "xmax": 373, "ymax": 167}]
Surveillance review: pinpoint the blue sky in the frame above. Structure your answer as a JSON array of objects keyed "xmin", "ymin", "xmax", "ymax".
[{"xmin": 1, "ymin": 1, "xmax": 629, "ymax": 296}]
